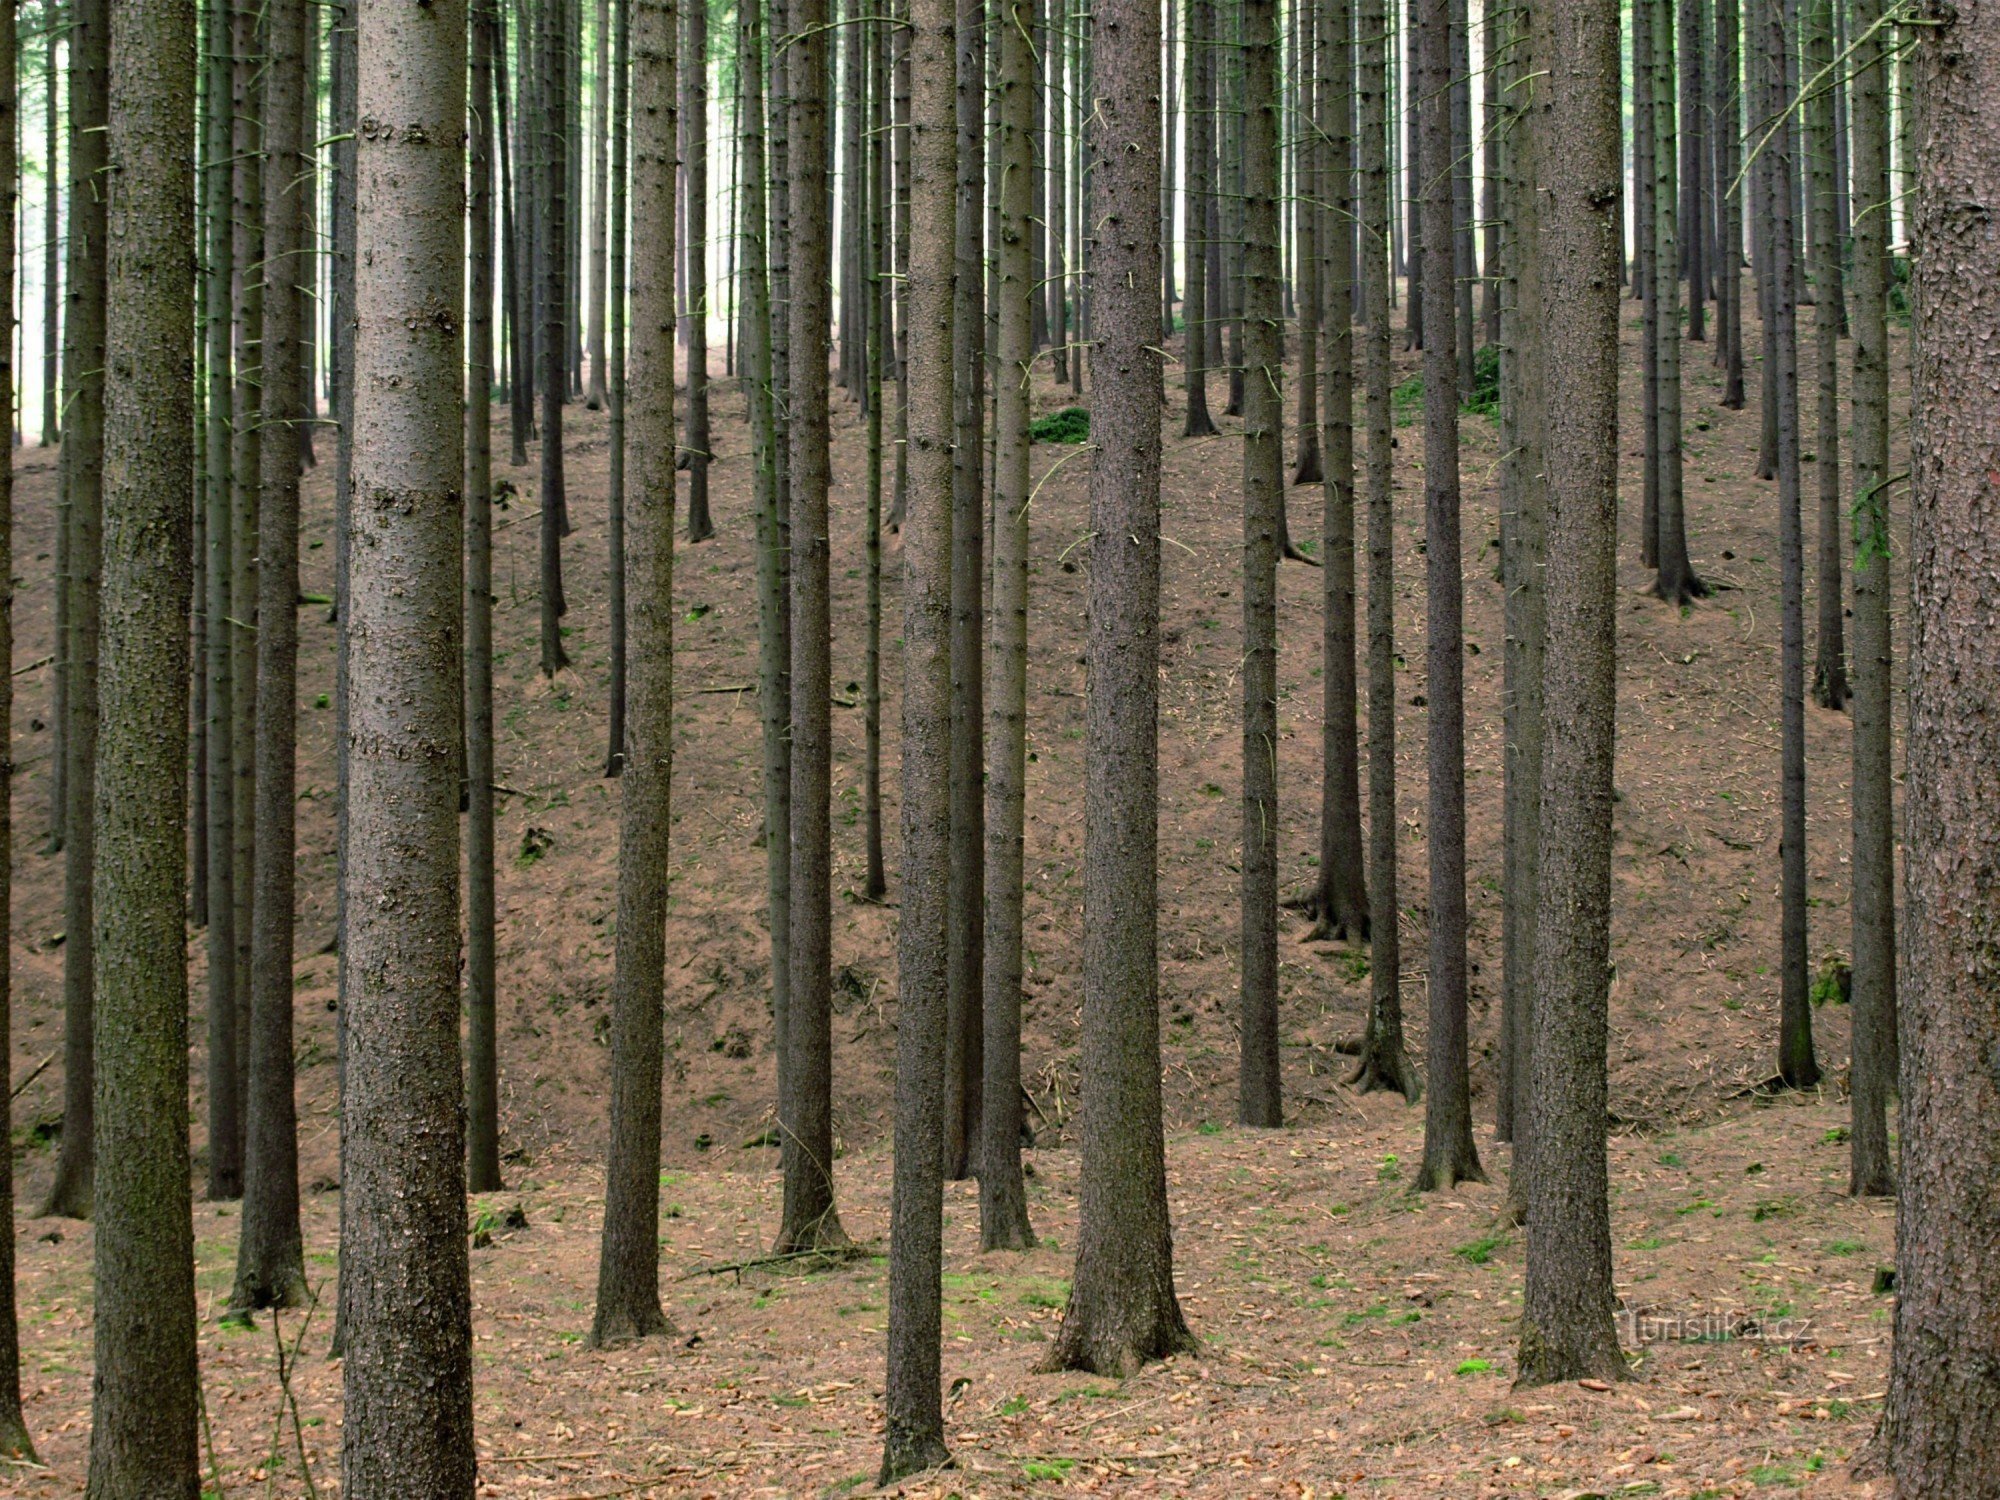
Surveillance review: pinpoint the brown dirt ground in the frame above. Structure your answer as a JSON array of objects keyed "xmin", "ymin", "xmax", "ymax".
[{"xmin": 6, "ymin": 292, "xmax": 1905, "ymax": 1495}]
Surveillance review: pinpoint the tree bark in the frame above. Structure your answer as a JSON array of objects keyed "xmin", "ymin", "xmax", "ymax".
[
  {"xmin": 1237, "ymin": 0, "xmax": 1284, "ymax": 1128},
  {"xmin": 229, "ymin": 0, "xmax": 265, "ymax": 1159},
  {"xmin": 1762, "ymin": 0, "xmax": 1818, "ymax": 1091},
  {"xmin": 1181, "ymin": 0, "xmax": 1217, "ymax": 433},
  {"xmin": 1843, "ymin": 0, "xmax": 1892, "ymax": 1201},
  {"xmin": 943, "ymin": 0, "xmax": 988, "ymax": 1184},
  {"xmin": 1348, "ymin": 0, "xmax": 1416, "ymax": 1103},
  {"xmin": 587, "ymin": 0, "xmax": 610, "ymax": 408},
  {"xmin": 879, "ymin": 0, "xmax": 957, "ymax": 1466},
  {"xmin": 591, "ymin": 0, "xmax": 679, "ymax": 1346},
  {"xmin": 1652, "ymin": 0, "xmax": 1706, "ymax": 604},
  {"xmin": 1806, "ymin": 0, "xmax": 1847, "ymax": 708},
  {"xmin": 1038, "ymin": 0, "xmax": 1197, "ymax": 1377},
  {"xmin": 979, "ymin": 0, "xmax": 1037, "ymax": 1250},
  {"xmin": 340, "ymin": 0, "xmax": 476, "ymax": 1484},
  {"xmin": 85, "ymin": 0, "xmax": 202, "ymax": 1481},
  {"xmin": 1514, "ymin": 0, "xmax": 1627, "ymax": 1389},
  {"xmin": 467, "ymin": 0, "xmax": 505, "ymax": 1195},
  {"xmin": 778, "ymin": 0, "xmax": 853, "ymax": 1253},
  {"xmin": 0, "ymin": 0, "xmax": 33, "ymax": 1459},
  {"xmin": 202, "ymin": 0, "xmax": 241, "ymax": 1204},
  {"xmin": 1413, "ymin": 0, "xmax": 1482, "ymax": 1193},
  {"xmin": 1882, "ymin": 6, "xmax": 2000, "ymax": 1484},
  {"xmin": 43, "ymin": 0, "xmax": 108, "ymax": 1224},
  {"xmin": 539, "ymin": 0, "xmax": 573, "ymax": 676},
  {"xmin": 685, "ymin": 0, "xmax": 714, "ymax": 542},
  {"xmin": 1312, "ymin": 0, "xmax": 1367, "ymax": 942},
  {"xmin": 232, "ymin": 0, "xmax": 311, "ymax": 1316}
]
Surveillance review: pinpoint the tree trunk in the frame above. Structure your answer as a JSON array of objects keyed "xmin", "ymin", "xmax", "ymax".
[
  {"xmin": 43, "ymin": 0, "xmax": 109, "ymax": 1224},
  {"xmin": 1635, "ymin": 0, "xmax": 1659, "ymax": 564},
  {"xmin": 1806, "ymin": 0, "xmax": 1847, "ymax": 708},
  {"xmin": 1651, "ymin": 0, "xmax": 1705, "ymax": 603},
  {"xmin": 1293, "ymin": 1, "xmax": 1322, "ymax": 484},
  {"xmin": 1716, "ymin": 0, "xmax": 1745, "ymax": 407},
  {"xmin": 229, "ymin": 0, "xmax": 265, "ymax": 1165},
  {"xmin": 862, "ymin": 17, "xmax": 888, "ymax": 903},
  {"xmin": 878, "ymin": 0, "xmax": 957, "ymax": 1464},
  {"xmin": 1882, "ymin": 8, "xmax": 2000, "ymax": 1484},
  {"xmin": 232, "ymin": 0, "xmax": 310, "ymax": 1316},
  {"xmin": 590, "ymin": 0, "xmax": 678, "ymax": 1347},
  {"xmin": 979, "ymin": 0, "xmax": 1036, "ymax": 1250},
  {"xmin": 1237, "ymin": 0, "xmax": 1284, "ymax": 1128},
  {"xmin": 1496, "ymin": 0, "xmax": 1545, "ymax": 1176},
  {"xmin": 202, "ymin": 0, "xmax": 241, "ymax": 1204},
  {"xmin": 85, "ymin": 0, "xmax": 201, "ymax": 1480},
  {"xmin": 605, "ymin": 0, "xmax": 630, "ymax": 774},
  {"xmin": 1413, "ymin": 0, "xmax": 1483, "ymax": 1192},
  {"xmin": 0, "ymin": 0, "xmax": 33, "ymax": 1459},
  {"xmin": 1037, "ymin": 0, "xmax": 1197, "ymax": 1377},
  {"xmin": 942, "ymin": 0, "xmax": 988, "ymax": 1185},
  {"xmin": 539, "ymin": 0, "xmax": 573, "ymax": 677},
  {"xmin": 1312, "ymin": 0, "xmax": 1367, "ymax": 942},
  {"xmin": 38, "ymin": 21, "xmax": 57, "ymax": 451},
  {"xmin": 1040, "ymin": 0, "xmax": 1192, "ymax": 1384},
  {"xmin": 685, "ymin": 0, "xmax": 714, "ymax": 541},
  {"xmin": 1762, "ymin": 0, "xmax": 1818, "ymax": 1092},
  {"xmin": 587, "ymin": 0, "xmax": 610, "ymax": 408},
  {"xmin": 1843, "ymin": 0, "xmax": 1892, "ymax": 1201},
  {"xmin": 778, "ymin": 0, "xmax": 852, "ymax": 1253},
  {"xmin": 340, "ymin": 0, "xmax": 476, "ymax": 1485},
  {"xmin": 1348, "ymin": 0, "xmax": 1417, "ymax": 1102},
  {"xmin": 1181, "ymin": 0, "xmax": 1217, "ymax": 433},
  {"xmin": 1513, "ymin": 0, "xmax": 1627, "ymax": 1389},
  {"xmin": 741, "ymin": 0, "xmax": 792, "ymax": 1113},
  {"xmin": 467, "ymin": 0, "xmax": 505, "ymax": 1196}
]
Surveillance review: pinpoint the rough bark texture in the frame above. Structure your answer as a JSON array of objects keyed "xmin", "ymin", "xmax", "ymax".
[
  {"xmin": 684, "ymin": 0, "xmax": 714, "ymax": 542},
  {"xmin": 1312, "ymin": 0, "xmax": 1368, "ymax": 944},
  {"xmin": 779, "ymin": 0, "xmax": 852, "ymax": 1253},
  {"xmin": 1651, "ymin": 0, "xmax": 1705, "ymax": 604},
  {"xmin": 587, "ymin": 0, "xmax": 610, "ymax": 409},
  {"xmin": 232, "ymin": 0, "xmax": 310, "ymax": 1317},
  {"xmin": 467, "ymin": 0, "xmax": 504, "ymax": 1197},
  {"xmin": 202, "ymin": 0, "xmax": 241, "ymax": 1205},
  {"xmin": 1414, "ymin": 0, "xmax": 1483, "ymax": 1193},
  {"xmin": 879, "ymin": 0, "xmax": 957, "ymax": 1468},
  {"xmin": 1762, "ymin": 0, "xmax": 1818, "ymax": 1092},
  {"xmin": 1806, "ymin": 0, "xmax": 1847, "ymax": 709},
  {"xmin": 591, "ymin": 0, "xmax": 678, "ymax": 1347},
  {"xmin": 1716, "ymin": 0, "xmax": 1745, "ymax": 407},
  {"xmin": 228, "ymin": 0, "xmax": 264, "ymax": 1156},
  {"xmin": 0, "ymin": 0, "xmax": 32, "ymax": 1458},
  {"xmin": 85, "ymin": 0, "xmax": 201, "ymax": 1483},
  {"xmin": 538, "ymin": 0, "xmax": 572, "ymax": 677},
  {"xmin": 1237, "ymin": 0, "xmax": 1283, "ymax": 1130},
  {"xmin": 943, "ymin": 0, "xmax": 988, "ymax": 1184},
  {"xmin": 1844, "ymin": 0, "xmax": 1893, "ymax": 1201},
  {"xmin": 1181, "ymin": 0, "xmax": 1217, "ymax": 435},
  {"xmin": 740, "ymin": 0, "xmax": 791, "ymax": 1124},
  {"xmin": 1514, "ymin": 0, "xmax": 1627, "ymax": 1389},
  {"xmin": 980, "ymin": 0, "xmax": 1037, "ymax": 1251},
  {"xmin": 44, "ymin": 0, "xmax": 109, "ymax": 1223},
  {"xmin": 340, "ymin": 0, "xmax": 476, "ymax": 1486},
  {"xmin": 1881, "ymin": 5, "xmax": 2000, "ymax": 1487},
  {"xmin": 1038, "ymin": 0, "xmax": 1197, "ymax": 1377},
  {"xmin": 606, "ymin": 0, "xmax": 631, "ymax": 773},
  {"xmin": 1349, "ymin": 0, "xmax": 1417, "ymax": 1103}
]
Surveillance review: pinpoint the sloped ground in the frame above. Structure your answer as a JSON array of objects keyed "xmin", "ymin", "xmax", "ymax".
[
  {"xmin": 7, "ymin": 294, "xmax": 1905, "ymax": 1492},
  {"xmin": 10, "ymin": 1096, "xmax": 1891, "ymax": 1495}
]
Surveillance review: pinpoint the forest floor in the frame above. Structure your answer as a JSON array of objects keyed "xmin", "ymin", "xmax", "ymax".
[{"xmin": 6, "ymin": 291, "xmax": 1906, "ymax": 1495}]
